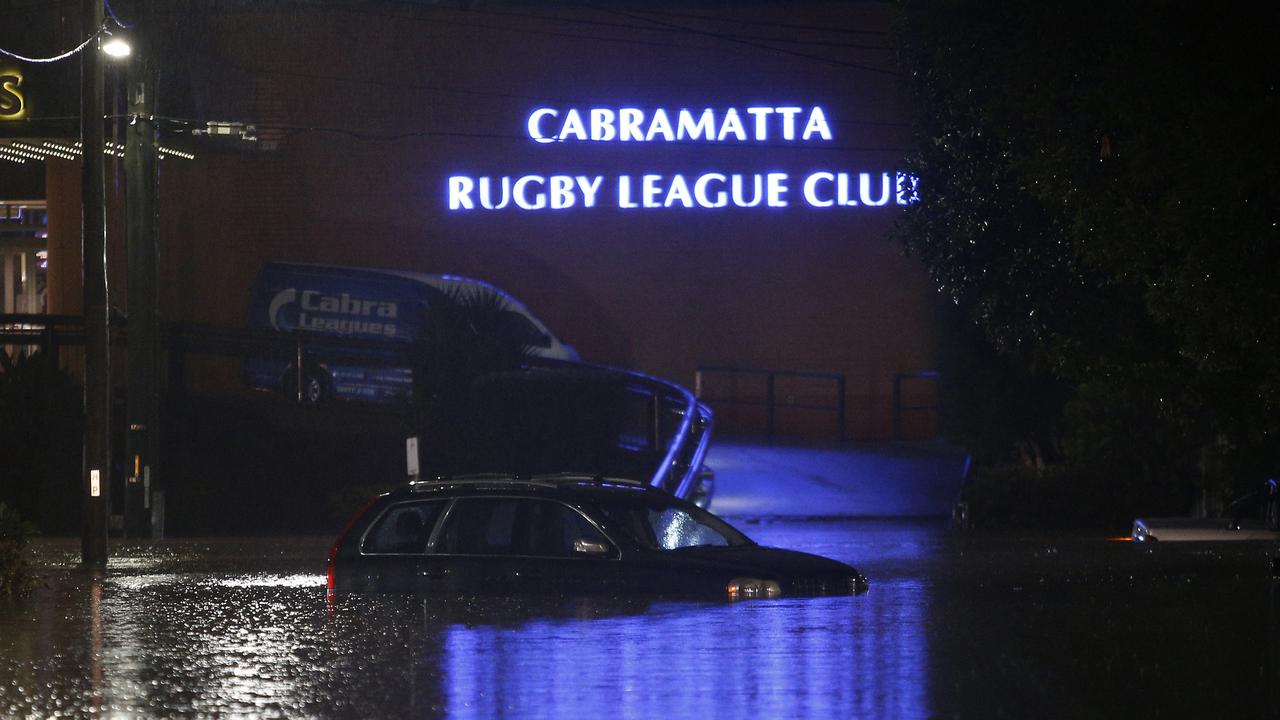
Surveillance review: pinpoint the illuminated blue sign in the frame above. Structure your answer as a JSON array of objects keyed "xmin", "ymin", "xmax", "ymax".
[
  {"xmin": 526, "ymin": 106, "xmax": 832, "ymax": 144},
  {"xmin": 446, "ymin": 105, "xmax": 917, "ymax": 211}
]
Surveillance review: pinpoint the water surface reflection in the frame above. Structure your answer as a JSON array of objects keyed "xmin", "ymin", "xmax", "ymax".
[
  {"xmin": 439, "ymin": 588, "xmax": 927, "ymax": 720},
  {"xmin": 0, "ymin": 526, "xmax": 934, "ymax": 718},
  {"xmin": 3, "ymin": 524, "xmax": 1273, "ymax": 718}
]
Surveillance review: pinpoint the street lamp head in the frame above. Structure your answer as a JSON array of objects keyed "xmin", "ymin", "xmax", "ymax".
[{"xmin": 102, "ymin": 34, "xmax": 132, "ymax": 59}]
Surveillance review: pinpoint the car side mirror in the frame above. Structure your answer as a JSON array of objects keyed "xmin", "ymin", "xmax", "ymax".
[{"xmin": 573, "ymin": 539, "xmax": 611, "ymax": 556}]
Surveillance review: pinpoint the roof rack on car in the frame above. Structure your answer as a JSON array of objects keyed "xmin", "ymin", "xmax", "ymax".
[
  {"xmin": 407, "ymin": 472, "xmax": 647, "ymax": 492},
  {"xmin": 529, "ymin": 472, "xmax": 645, "ymax": 486},
  {"xmin": 408, "ymin": 475, "xmax": 553, "ymax": 491}
]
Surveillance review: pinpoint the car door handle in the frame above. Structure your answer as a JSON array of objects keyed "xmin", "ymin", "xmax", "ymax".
[{"xmin": 420, "ymin": 569, "xmax": 448, "ymax": 578}]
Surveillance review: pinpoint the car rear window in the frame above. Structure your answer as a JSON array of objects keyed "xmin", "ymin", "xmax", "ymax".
[{"xmin": 362, "ymin": 501, "xmax": 447, "ymax": 554}]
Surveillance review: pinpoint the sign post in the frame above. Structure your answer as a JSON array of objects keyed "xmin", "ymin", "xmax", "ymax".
[{"xmin": 406, "ymin": 436, "xmax": 420, "ymax": 481}]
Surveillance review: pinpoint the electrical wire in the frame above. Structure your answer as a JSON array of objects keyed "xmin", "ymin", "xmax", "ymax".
[
  {"xmin": 606, "ymin": 5, "xmax": 892, "ymax": 37},
  {"xmin": 442, "ymin": 5, "xmax": 891, "ymax": 51},
  {"xmin": 0, "ymin": 21, "xmax": 108, "ymax": 63},
  {"xmin": 200, "ymin": 60, "xmax": 908, "ymax": 129},
  {"xmin": 150, "ymin": 114, "xmax": 910, "ymax": 154},
  {"xmin": 168, "ymin": 23, "xmax": 909, "ymax": 129},
  {"xmin": 372, "ymin": 0, "xmax": 891, "ymax": 46},
  {"xmin": 591, "ymin": 5, "xmax": 902, "ymax": 77},
  {"xmin": 179, "ymin": 44, "xmax": 587, "ymax": 107},
  {"xmin": 225, "ymin": 3, "xmax": 898, "ymax": 69},
  {"xmin": 104, "ymin": 0, "xmax": 133, "ymax": 29},
  {"xmin": 143, "ymin": 3, "xmax": 699, "ymax": 53}
]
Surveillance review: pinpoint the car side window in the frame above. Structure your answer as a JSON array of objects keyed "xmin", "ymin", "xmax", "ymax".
[
  {"xmin": 496, "ymin": 310, "xmax": 553, "ymax": 348},
  {"xmin": 435, "ymin": 498, "xmax": 521, "ymax": 555},
  {"xmin": 525, "ymin": 500, "xmax": 613, "ymax": 558},
  {"xmin": 362, "ymin": 501, "xmax": 446, "ymax": 554},
  {"xmin": 435, "ymin": 498, "xmax": 613, "ymax": 558}
]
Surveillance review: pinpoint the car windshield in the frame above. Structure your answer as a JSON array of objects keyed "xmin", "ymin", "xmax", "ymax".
[{"xmin": 593, "ymin": 498, "xmax": 753, "ymax": 550}]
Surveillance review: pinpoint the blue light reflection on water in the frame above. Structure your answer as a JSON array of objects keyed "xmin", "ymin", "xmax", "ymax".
[
  {"xmin": 442, "ymin": 520, "xmax": 937, "ymax": 720},
  {"xmin": 0, "ymin": 523, "xmax": 940, "ymax": 718},
  {"xmin": 7, "ymin": 525, "xmax": 1276, "ymax": 717}
]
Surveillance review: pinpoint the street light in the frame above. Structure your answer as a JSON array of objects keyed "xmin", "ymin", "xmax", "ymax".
[
  {"xmin": 102, "ymin": 33, "xmax": 132, "ymax": 59},
  {"xmin": 81, "ymin": 8, "xmax": 135, "ymax": 565}
]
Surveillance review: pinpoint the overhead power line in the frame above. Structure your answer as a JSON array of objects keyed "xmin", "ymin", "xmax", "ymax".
[
  {"xmin": 0, "ymin": 20, "xmax": 108, "ymax": 63},
  {"xmin": 615, "ymin": 6, "xmax": 892, "ymax": 37},
  {"xmin": 151, "ymin": 114, "xmax": 910, "ymax": 154},
  {"xmin": 187, "ymin": 54, "xmax": 911, "ymax": 130},
  {"xmin": 589, "ymin": 5, "xmax": 902, "ymax": 77},
  {"xmin": 444, "ymin": 5, "xmax": 891, "ymax": 51},
  {"xmin": 103, "ymin": 0, "xmax": 133, "ymax": 29},
  {"xmin": 185, "ymin": 3, "xmax": 900, "ymax": 74}
]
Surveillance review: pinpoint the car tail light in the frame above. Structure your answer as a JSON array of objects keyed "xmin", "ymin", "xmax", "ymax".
[
  {"xmin": 326, "ymin": 543, "xmax": 339, "ymax": 593},
  {"xmin": 327, "ymin": 495, "xmax": 384, "ymax": 593}
]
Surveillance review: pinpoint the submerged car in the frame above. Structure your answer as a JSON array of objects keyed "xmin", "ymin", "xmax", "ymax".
[
  {"xmin": 1132, "ymin": 479, "xmax": 1279, "ymax": 542},
  {"xmin": 1130, "ymin": 517, "xmax": 1280, "ymax": 542},
  {"xmin": 328, "ymin": 475, "xmax": 868, "ymax": 600}
]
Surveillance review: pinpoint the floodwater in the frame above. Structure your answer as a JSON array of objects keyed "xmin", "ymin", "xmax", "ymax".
[{"xmin": 1, "ymin": 522, "xmax": 1277, "ymax": 719}]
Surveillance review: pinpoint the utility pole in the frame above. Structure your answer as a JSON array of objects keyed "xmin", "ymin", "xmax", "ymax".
[
  {"xmin": 124, "ymin": 38, "xmax": 159, "ymax": 539},
  {"xmin": 81, "ymin": 0, "xmax": 110, "ymax": 565}
]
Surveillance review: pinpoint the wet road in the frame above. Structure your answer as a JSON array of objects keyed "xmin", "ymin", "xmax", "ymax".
[{"xmin": 1, "ymin": 522, "xmax": 1277, "ymax": 719}]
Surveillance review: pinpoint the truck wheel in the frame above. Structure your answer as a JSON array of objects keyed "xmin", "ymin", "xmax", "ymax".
[{"xmin": 284, "ymin": 365, "xmax": 330, "ymax": 404}]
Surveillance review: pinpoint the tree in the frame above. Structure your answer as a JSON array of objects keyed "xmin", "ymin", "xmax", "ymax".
[
  {"xmin": 893, "ymin": 1, "xmax": 1280, "ymax": 508},
  {"xmin": 410, "ymin": 285, "xmax": 539, "ymax": 475},
  {"xmin": 0, "ymin": 352, "xmax": 83, "ymax": 533}
]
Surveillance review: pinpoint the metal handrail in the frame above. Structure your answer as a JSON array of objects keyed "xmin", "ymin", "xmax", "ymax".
[
  {"xmin": 674, "ymin": 402, "xmax": 714, "ymax": 499},
  {"xmin": 574, "ymin": 361, "xmax": 711, "ymax": 496},
  {"xmin": 695, "ymin": 365, "xmax": 846, "ymax": 440},
  {"xmin": 0, "ymin": 314, "xmax": 85, "ymax": 359},
  {"xmin": 892, "ymin": 371, "xmax": 939, "ymax": 441}
]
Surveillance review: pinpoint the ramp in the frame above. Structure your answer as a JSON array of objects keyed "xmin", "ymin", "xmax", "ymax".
[{"xmin": 705, "ymin": 439, "xmax": 966, "ymax": 519}]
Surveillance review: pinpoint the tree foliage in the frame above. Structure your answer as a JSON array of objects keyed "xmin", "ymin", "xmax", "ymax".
[
  {"xmin": 893, "ymin": 2, "xmax": 1280, "ymax": 504},
  {"xmin": 410, "ymin": 286, "xmax": 540, "ymax": 475},
  {"xmin": 0, "ymin": 502, "xmax": 35, "ymax": 599},
  {"xmin": 408, "ymin": 287, "xmax": 637, "ymax": 479},
  {"xmin": 0, "ymin": 352, "xmax": 82, "ymax": 534}
]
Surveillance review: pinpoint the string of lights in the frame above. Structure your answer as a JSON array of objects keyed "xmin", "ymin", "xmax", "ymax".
[
  {"xmin": 0, "ymin": 138, "xmax": 196, "ymax": 165},
  {"xmin": 0, "ymin": 20, "xmax": 108, "ymax": 63}
]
